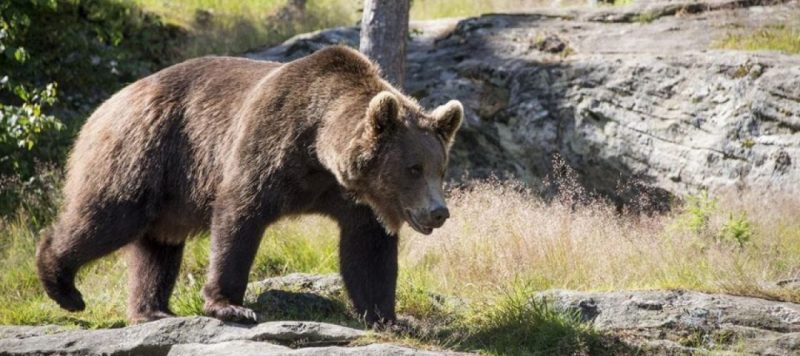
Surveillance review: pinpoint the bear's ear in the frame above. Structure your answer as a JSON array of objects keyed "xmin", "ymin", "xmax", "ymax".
[
  {"xmin": 365, "ymin": 91, "xmax": 400, "ymax": 137},
  {"xmin": 431, "ymin": 100, "xmax": 463, "ymax": 147}
]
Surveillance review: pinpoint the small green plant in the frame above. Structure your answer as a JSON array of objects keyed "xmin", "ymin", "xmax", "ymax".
[
  {"xmin": 634, "ymin": 11, "xmax": 658, "ymax": 23},
  {"xmin": 719, "ymin": 212, "xmax": 753, "ymax": 247},
  {"xmin": 733, "ymin": 63, "xmax": 752, "ymax": 78},
  {"xmin": 741, "ymin": 138, "xmax": 755, "ymax": 149},
  {"xmin": 682, "ymin": 191, "xmax": 718, "ymax": 233}
]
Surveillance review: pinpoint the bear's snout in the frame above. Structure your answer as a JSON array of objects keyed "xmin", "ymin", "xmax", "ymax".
[{"xmin": 429, "ymin": 206, "xmax": 449, "ymax": 227}]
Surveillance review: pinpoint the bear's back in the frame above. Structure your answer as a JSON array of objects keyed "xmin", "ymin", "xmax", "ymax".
[{"xmin": 63, "ymin": 57, "xmax": 282, "ymax": 222}]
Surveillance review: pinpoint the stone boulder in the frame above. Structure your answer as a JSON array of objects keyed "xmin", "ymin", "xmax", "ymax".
[
  {"xmin": 541, "ymin": 289, "xmax": 800, "ymax": 354},
  {"xmin": 245, "ymin": 273, "xmax": 350, "ymax": 322}
]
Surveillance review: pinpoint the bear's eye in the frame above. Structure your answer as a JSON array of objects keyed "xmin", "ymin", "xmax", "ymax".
[{"xmin": 408, "ymin": 164, "xmax": 423, "ymax": 177}]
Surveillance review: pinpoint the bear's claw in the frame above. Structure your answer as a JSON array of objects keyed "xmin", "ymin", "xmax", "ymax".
[{"xmin": 205, "ymin": 303, "xmax": 258, "ymax": 324}]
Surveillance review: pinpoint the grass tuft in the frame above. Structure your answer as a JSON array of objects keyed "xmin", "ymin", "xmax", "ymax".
[
  {"xmin": 715, "ymin": 24, "xmax": 800, "ymax": 54},
  {"xmin": 457, "ymin": 281, "xmax": 606, "ymax": 354}
]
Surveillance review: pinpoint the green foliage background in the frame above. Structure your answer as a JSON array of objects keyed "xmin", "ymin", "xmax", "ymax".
[{"xmin": 0, "ymin": 0, "xmax": 185, "ymax": 215}]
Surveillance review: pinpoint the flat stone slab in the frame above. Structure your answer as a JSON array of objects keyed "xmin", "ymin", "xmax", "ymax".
[
  {"xmin": 169, "ymin": 341, "xmax": 459, "ymax": 356},
  {"xmin": 540, "ymin": 289, "xmax": 800, "ymax": 354},
  {"xmin": 0, "ymin": 317, "xmax": 369, "ymax": 355},
  {"xmin": 0, "ymin": 316, "xmax": 463, "ymax": 355}
]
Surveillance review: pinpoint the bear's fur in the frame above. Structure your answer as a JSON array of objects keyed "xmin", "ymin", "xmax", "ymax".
[{"xmin": 36, "ymin": 46, "xmax": 463, "ymax": 324}]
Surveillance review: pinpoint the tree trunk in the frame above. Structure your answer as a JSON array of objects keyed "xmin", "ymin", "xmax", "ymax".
[{"xmin": 359, "ymin": 0, "xmax": 410, "ymax": 88}]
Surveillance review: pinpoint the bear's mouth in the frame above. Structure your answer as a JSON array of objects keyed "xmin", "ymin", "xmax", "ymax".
[{"xmin": 405, "ymin": 209, "xmax": 433, "ymax": 235}]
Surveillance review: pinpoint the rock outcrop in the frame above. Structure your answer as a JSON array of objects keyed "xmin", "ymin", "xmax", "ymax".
[
  {"xmin": 542, "ymin": 289, "xmax": 800, "ymax": 354},
  {"xmin": 249, "ymin": 0, "xmax": 800, "ymax": 203},
  {"xmin": 0, "ymin": 315, "xmax": 455, "ymax": 355}
]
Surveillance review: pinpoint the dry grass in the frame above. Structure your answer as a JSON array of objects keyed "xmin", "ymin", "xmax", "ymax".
[{"xmin": 400, "ymin": 179, "xmax": 800, "ymax": 304}]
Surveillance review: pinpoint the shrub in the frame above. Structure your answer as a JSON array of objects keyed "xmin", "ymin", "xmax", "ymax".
[
  {"xmin": 0, "ymin": 81, "xmax": 63, "ymax": 178},
  {"xmin": 0, "ymin": 0, "xmax": 183, "ymax": 214}
]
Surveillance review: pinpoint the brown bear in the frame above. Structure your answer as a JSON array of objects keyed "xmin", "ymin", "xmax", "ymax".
[{"xmin": 35, "ymin": 46, "xmax": 463, "ymax": 325}]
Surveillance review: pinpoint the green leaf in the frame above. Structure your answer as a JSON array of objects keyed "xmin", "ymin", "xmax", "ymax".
[{"xmin": 13, "ymin": 46, "xmax": 27, "ymax": 63}]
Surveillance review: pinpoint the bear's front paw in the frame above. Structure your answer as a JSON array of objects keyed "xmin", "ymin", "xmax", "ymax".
[{"xmin": 204, "ymin": 302, "xmax": 258, "ymax": 324}]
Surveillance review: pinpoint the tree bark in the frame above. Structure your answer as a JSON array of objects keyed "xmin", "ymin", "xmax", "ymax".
[{"xmin": 359, "ymin": 0, "xmax": 410, "ymax": 88}]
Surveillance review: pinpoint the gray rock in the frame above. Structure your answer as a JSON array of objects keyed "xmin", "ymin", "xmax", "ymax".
[
  {"xmin": 169, "ymin": 342, "xmax": 458, "ymax": 356},
  {"xmin": 211, "ymin": 321, "xmax": 365, "ymax": 345},
  {"xmin": 168, "ymin": 340, "xmax": 290, "ymax": 356},
  {"xmin": 248, "ymin": 0, "xmax": 800, "ymax": 204},
  {"xmin": 0, "ymin": 317, "xmax": 368, "ymax": 355},
  {"xmin": 539, "ymin": 289, "xmax": 800, "ymax": 354},
  {"xmin": 248, "ymin": 273, "xmax": 344, "ymax": 296},
  {"xmin": 0, "ymin": 316, "xmax": 460, "ymax": 355},
  {"xmin": 246, "ymin": 273, "xmax": 350, "ymax": 321},
  {"xmin": 0, "ymin": 317, "xmax": 227, "ymax": 355},
  {"xmin": 279, "ymin": 344, "xmax": 465, "ymax": 355},
  {"xmin": 0, "ymin": 325, "xmax": 67, "ymax": 340}
]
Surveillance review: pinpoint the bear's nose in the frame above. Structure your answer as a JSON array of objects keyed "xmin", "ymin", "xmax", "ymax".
[{"xmin": 430, "ymin": 206, "xmax": 450, "ymax": 227}]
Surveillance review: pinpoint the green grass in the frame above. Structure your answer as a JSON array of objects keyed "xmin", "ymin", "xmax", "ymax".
[
  {"xmin": 411, "ymin": 0, "xmax": 495, "ymax": 20},
  {"xmin": 409, "ymin": 0, "xmax": 591, "ymax": 20},
  {"xmin": 0, "ymin": 214, "xmax": 339, "ymax": 328},
  {"xmin": 715, "ymin": 24, "xmax": 800, "ymax": 54},
  {"xmin": 458, "ymin": 282, "xmax": 607, "ymax": 355},
  {"xmin": 128, "ymin": 0, "xmax": 360, "ymax": 57}
]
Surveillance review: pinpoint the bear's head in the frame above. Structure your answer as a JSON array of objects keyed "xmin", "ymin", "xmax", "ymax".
[{"xmin": 342, "ymin": 91, "xmax": 463, "ymax": 235}]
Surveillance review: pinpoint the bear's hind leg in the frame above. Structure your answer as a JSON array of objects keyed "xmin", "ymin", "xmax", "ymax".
[
  {"xmin": 126, "ymin": 235, "xmax": 184, "ymax": 324},
  {"xmin": 36, "ymin": 199, "xmax": 151, "ymax": 313},
  {"xmin": 36, "ymin": 228, "xmax": 85, "ymax": 312}
]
